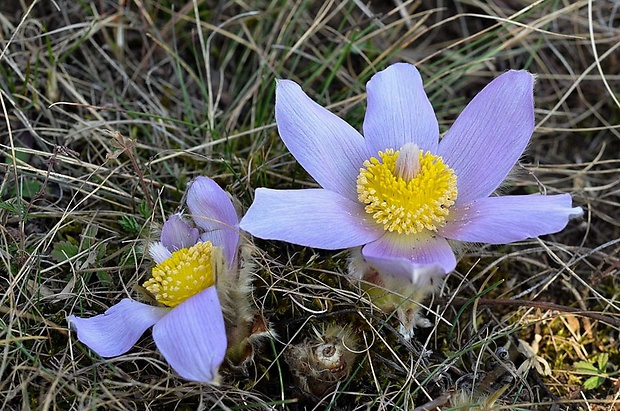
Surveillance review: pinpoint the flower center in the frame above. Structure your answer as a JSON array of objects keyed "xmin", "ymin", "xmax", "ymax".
[
  {"xmin": 356, "ymin": 143, "xmax": 458, "ymax": 234},
  {"xmin": 143, "ymin": 241, "xmax": 223, "ymax": 307}
]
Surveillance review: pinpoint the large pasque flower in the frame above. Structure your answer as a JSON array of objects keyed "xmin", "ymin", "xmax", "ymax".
[
  {"xmin": 240, "ymin": 63, "xmax": 582, "ymax": 285},
  {"xmin": 68, "ymin": 176, "xmax": 239, "ymax": 383}
]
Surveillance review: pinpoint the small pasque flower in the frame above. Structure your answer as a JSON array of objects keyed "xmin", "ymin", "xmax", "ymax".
[
  {"xmin": 68, "ymin": 176, "xmax": 240, "ymax": 383},
  {"xmin": 240, "ymin": 63, "xmax": 582, "ymax": 288}
]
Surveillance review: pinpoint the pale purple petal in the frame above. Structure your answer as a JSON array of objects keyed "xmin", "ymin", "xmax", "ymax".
[
  {"xmin": 439, "ymin": 193, "xmax": 583, "ymax": 243},
  {"xmin": 239, "ymin": 188, "xmax": 382, "ymax": 249},
  {"xmin": 161, "ymin": 214, "xmax": 199, "ymax": 251},
  {"xmin": 149, "ymin": 242, "xmax": 172, "ymax": 265},
  {"xmin": 362, "ymin": 232, "xmax": 456, "ymax": 285},
  {"xmin": 437, "ymin": 71, "xmax": 535, "ymax": 204},
  {"xmin": 152, "ymin": 287, "xmax": 226, "ymax": 383},
  {"xmin": 186, "ymin": 176, "xmax": 239, "ymax": 268},
  {"xmin": 364, "ymin": 63, "xmax": 439, "ymax": 154},
  {"xmin": 198, "ymin": 230, "xmax": 231, "ymax": 263},
  {"xmin": 276, "ymin": 80, "xmax": 369, "ymax": 201},
  {"xmin": 68, "ymin": 299, "xmax": 168, "ymax": 358}
]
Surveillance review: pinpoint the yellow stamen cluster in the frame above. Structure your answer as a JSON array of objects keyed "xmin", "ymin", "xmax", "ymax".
[
  {"xmin": 356, "ymin": 147, "xmax": 458, "ymax": 234},
  {"xmin": 144, "ymin": 241, "xmax": 223, "ymax": 307}
]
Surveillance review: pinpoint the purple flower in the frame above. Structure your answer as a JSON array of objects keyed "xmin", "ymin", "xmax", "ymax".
[
  {"xmin": 240, "ymin": 63, "xmax": 582, "ymax": 285},
  {"xmin": 68, "ymin": 177, "xmax": 239, "ymax": 383}
]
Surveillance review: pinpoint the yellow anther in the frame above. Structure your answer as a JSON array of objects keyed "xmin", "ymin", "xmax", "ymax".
[
  {"xmin": 143, "ymin": 241, "xmax": 223, "ymax": 307},
  {"xmin": 356, "ymin": 146, "xmax": 458, "ymax": 234}
]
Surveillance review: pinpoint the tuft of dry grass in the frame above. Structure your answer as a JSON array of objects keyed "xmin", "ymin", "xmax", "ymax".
[{"xmin": 1, "ymin": 0, "xmax": 618, "ymax": 409}]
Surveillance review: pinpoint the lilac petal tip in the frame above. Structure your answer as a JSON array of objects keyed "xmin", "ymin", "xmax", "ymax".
[
  {"xmin": 275, "ymin": 79, "xmax": 368, "ymax": 201},
  {"xmin": 438, "ymin": 70, "xmax": 535, "ymax": 204},
  {"xmin": 68, "ymin": 299, "xmax": 168, "ymax": 358},
  {"xmin": 152, "ymin": 286, "xmax": 227, "ymax": 383},
  {"xmin": 239, "ymin": 187, "xmax": 381, "ymax": 249},
  {"xmin": 186, "ymin": 176, "xmax": 240, "ymax": 268},
  {"xmin": 364, "ymin": 63, "xmax": 439, "ymax": 154},
  {"xmin": 161, "ymin": 214, "xmax": 199, "ymax": 252},
  {"xmin": 440, "ymin": 193, "xmax": 582, "ymax": 244}
]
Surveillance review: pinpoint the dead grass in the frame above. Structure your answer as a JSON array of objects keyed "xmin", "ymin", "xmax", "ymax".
[{"xmin": 1, "ymin": 0, "xmax": 619, "ymax": 409}]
